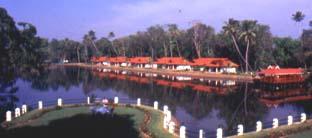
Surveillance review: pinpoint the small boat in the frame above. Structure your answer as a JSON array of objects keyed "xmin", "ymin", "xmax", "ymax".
[{"xmin": 255, "ymin": 65, "xmax": 305, "ymax": 84}]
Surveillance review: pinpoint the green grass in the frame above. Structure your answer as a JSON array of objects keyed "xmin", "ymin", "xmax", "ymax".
[
  {"xmin": 30, "ymin": 106, "xmax": 90, "ymax": 126},
  {"xmin": 2, "ymin": 104, "xmax": 174, "ymax": 138},
  {"xmin": 114, "ymin": 106, "xmax": 145, "ymax": 130},
  {"xmin": 140, "ymin": 106, "xmax": 175, "ymax": 138},
  {"xmin": 288, "ymin": 129, "xmax": 312, "ymax": 138}
]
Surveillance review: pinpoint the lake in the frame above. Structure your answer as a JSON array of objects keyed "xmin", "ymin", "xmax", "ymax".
[{"xmin": 1, "ymin": 66, "xmax": 311, "ymax": 137}]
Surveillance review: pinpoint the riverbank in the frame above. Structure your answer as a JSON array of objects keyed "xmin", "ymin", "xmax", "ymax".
[{"xmin": 52, "ymin": 63, "xmax": 254, "ymax": 82}]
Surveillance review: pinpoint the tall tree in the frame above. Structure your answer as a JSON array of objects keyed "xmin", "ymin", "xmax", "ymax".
[
  {"xmin": 223, "ymin": 19, "xmax": 246, "ymax": 65},
  {"xmin": 190, "ymin": 22, "xmax": 214, "ymax": 58},
  {"xmin": 292, "ymin": 11, "xmax": 305, "ymax": 36},
  {"xmin": 239, "ymin": 20, "xmax": 257, "ymax": 73}
]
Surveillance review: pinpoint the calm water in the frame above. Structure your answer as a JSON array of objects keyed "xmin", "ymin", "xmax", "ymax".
[{"xmin": 1, "ymin": 66, "xmax": 312, "ymax": 137}]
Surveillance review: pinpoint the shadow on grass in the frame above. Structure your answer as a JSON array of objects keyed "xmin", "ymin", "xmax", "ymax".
[{"xmin": 0, "ymin": 114, "xmax": 140, "ymax": 138}]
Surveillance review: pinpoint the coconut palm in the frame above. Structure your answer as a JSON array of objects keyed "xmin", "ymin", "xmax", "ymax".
[
  {"xmin": 292, "ymin": 11, "xmax": 305, "ymax": 35},
  {"xmin": 223, "ymin": 18, "xmax": 251, "ymax": 71},
  {"xmin": 239, "ymin": 20, "xmax": 257, "ymax": 73}
]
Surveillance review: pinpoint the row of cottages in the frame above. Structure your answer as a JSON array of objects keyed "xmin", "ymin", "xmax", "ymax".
[{"xmin": 91, "ymin": 56, "xmax": 239, "ymax": 73}]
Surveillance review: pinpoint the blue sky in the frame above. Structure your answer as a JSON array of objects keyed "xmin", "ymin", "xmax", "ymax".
[{"xmin": 1, "ymin": 0, "xmax": 311, "ymax": 41}]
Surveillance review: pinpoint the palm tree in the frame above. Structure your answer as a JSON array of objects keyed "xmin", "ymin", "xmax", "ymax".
[
  {"xmin": 223, "ymin": 18, "xmax": 251, "ymax": 71},
  {"xmin": 108, "ymin": 31, "xmax": 118, "ymax": 56},
  {"xmin": 239, "ymin": 20, "xmax": 257, "ymax": 73},
  {"xmin": 292, "ymin": 11, "xmax": 305, "ymax": 35}
]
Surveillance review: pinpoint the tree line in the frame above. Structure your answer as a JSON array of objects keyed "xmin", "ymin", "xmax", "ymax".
[{"xmin": 1, "ymin": 7, "xmax": 312, "ymax": 73}]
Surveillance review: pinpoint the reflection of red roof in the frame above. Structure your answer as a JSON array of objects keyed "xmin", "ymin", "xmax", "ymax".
[
  {"xmin": 260, "ymin": 96, "xmax": 312, "ymax": 106},
  {"xmin": 258, "ymin": 66, "xmax": 303, "ymax": 76},
  {"xmin": 109, "ymin": 57, "xmax": 128, "ymax": 63},
  {"xmin": 192, "ymin": 58, "xmax": 239, "ymax": 68},
  {"xmin": 129, "ymin": 57, "xmax": 151, "ymax": 64},
  {"xmin": 156, "ymin": 80, "xmax": 188, "ymax": 89},
  {"xmin": 155, "ymin": 57, "xmax": 191, "ymax": 65}
]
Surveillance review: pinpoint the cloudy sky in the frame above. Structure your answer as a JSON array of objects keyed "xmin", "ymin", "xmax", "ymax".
[{"xmin": 1, "ymin": 0, "xmax": 311, "ymax": 40}]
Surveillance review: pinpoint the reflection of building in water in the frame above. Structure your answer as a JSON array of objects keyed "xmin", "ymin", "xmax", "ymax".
[
  {"xmin": 257, "ymin": 86, "xmax": 312, "ymax": 107},
  {"xmin": 92, "ymin": 69, "xmax": 237, "ymax": 95}
]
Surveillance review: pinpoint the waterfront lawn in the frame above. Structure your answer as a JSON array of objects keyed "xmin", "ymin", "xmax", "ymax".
[{"xmin": 1, "ymin": 105, "xmax": 174, "ymax": 138}]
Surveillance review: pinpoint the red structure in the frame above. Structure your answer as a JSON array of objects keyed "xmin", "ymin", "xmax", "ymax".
[
  {"xmin": 257, "ymin": 65, "xmax": 305, "ymax": 84},
  {"xmin": 155, "ymin": 57, "xmax": 192, "ymax": 70},
  {"xmin": 191, "ymin": 58, "xmax": 239, "ymax": 73}
]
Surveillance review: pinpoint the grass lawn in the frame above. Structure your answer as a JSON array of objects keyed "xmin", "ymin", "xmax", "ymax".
[
  {"xmin": 1, "ymin": 104, "xmax": 174, "ymax": 138},
  {"xmin": 288, "ymin": 129, "xmax": 312, "ymax": 138}
]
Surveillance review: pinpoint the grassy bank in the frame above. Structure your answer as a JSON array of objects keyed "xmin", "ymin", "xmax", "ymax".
[
  {"xmin": 229, "ymin": 120, "xmax": 312, "ymax": 138},
  {"xmin": 1, "ymin": 105, "xmax": 174, "ymax": 138}
]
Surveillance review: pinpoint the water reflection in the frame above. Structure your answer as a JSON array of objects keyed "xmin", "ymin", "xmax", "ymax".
[{"xmin": 1, "ymin": 67, "xmax": 311, "ymax": 136}]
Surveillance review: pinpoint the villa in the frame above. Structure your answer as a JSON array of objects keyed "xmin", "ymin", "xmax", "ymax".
[
  {"xmin": 191, "ymin": 58, "xmax": 239, "ymax": 73},
  {"xmin": 129, "ymin": 57, "xmax": 157, "ymax": 69},
  {"xmin": 108, "ymin": 57, "xmax": 129, "ymax": 67},
  {"xmin": 155, "ymin": 57, "xmax": 192, "ymax": 71}
]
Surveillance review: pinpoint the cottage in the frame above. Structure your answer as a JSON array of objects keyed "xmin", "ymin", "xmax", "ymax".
[
  {"xmin": 257, "ymin": 65, "xmax": 305, "ymax": 84},
  {"xmin": 129, "ymin": 57, "xmax": 157, "ymax": 69},
  {"xmin": 108, "ymin": 57, "xmax": 129, "ymax": 67},
  {"xmin": 155, "ymin": 57, "xmax": 192, "ymax": 71},
  {"xmin": 191, "ymin": 58, "xmax": 239, "ymax": 73}
]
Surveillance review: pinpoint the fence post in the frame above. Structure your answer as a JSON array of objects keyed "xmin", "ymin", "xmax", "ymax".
[
  {"xmin": 288, "ymin": 115, "xmax": 293, "ymax": 125},
  {"xmin": 163, "ymin": 105, "xmax": 168, "ymax": 114},
  {"xmin": 256, "ymin": 121, "xmax": 262, "ymax": 132},
  {"xmin": 22, "ymin": 104, "xmax": 27, "ymax": 114},
  {"xmin": 199, "ymin": 129, "xmax": 204, "ymax": 138},
  {"xmin": 216, "ymin": 128, "xmax": 223, "ymax": 138},
  {"xmin": 154, "ymin": 101, "xmax": 158, "ymax": 110},
  {"xmin": 6, "ymin": 111, "xmax": 12, "ymax": 122},
  {"xmin": 137, "ymin": 98, "xmax": 141, "ymax": 106},
  {"xmin": 179, "ymin": 126, "xmax": 186, "ymax": 138},
  {"xmin": 167, "ymin": 110, "xmax": 172, "ymax": 122},
  {"xmin": 87, "ymin": 97, "xmax": 90, "ymax": 105},
  {"xmin": 169, "ymin": 121, "xmax": 175, "ymax": 134},
  {"xmin": 57, "ymin": 98, "xmax": 62, "ymax": 107},
  {"xmin": 38, "ymin": 101, "xmax": 43, "ymax": 110},
  {"xmin": 237, "ymin": 124, "xmax": 244, "ymax": 136},
  {"xmin": 301, "ymin": 113, "xmax": 307, "ymax": 123},
  {"xmin": 272, "ymin": 118, "xmax": 278, "ymax": 128},
  {"xmin": 15, "ymin": 108, "xmax": 21, "ymax": 117},
  {"xmin": 114, "ymin": 97, "xmax": 119, "ymax": 104}
]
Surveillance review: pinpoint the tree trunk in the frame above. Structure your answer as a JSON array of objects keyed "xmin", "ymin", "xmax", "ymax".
[
  {"xmin": 163, "ymin": 42, "xmax": 168, "ymax": 57},
  {"xmin": 176, "ymin": 40, "xmax": 182, "ymax": 57},
  {"xmin": 245, "ymin": 39, "xmax": 250, "ymax": 73},
  {"xmin": 76, "ymin": 47, "xmax": 80, "ymax": 63}
]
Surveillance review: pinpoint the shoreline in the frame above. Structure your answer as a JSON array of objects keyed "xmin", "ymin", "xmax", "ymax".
[{"xmin": 51, "ymin": 63, "xmax": 254, "ymax": 83}]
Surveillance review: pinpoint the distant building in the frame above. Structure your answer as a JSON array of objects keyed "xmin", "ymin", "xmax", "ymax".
[
  {"xmin": 129, "ymin": 57, "xmax": 157, "ymax": 69},
  {"xmin": 257, "ymin": 65, "xmax": 304, "ymax": 84},
  {"xmin": 155, "ymin": 57, "xmax": 192, "ymax": 71},
  {"xmin": 191, "ymin": 58, "xmax": 239, "ymax": 73},
  {"xmin": 108, "ymin": 57, "xmax": 128, "ymax": 67}
]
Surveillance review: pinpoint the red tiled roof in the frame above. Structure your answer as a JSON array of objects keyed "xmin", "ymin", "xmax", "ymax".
[
  {"xmin": 192, "ymin": 58, "xmax": 239, "ymax": 68},
  {"xmin": 129, "ymin": 57, "xmax": 152, "ymax": 64},
  {"xmin": 258, "ymin": 66, "xmax": 303, "ymax": 76},
  {"xmin": 109, "ymin": 57, "xmax": 128, "ymax": 63},
  {"xmin": 155, "ymin": 57, "xmax": 191, "ymax": 65},
  {"xmin": 97, "ymin": 56, "xmax": 108, "ymax": 62}
]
